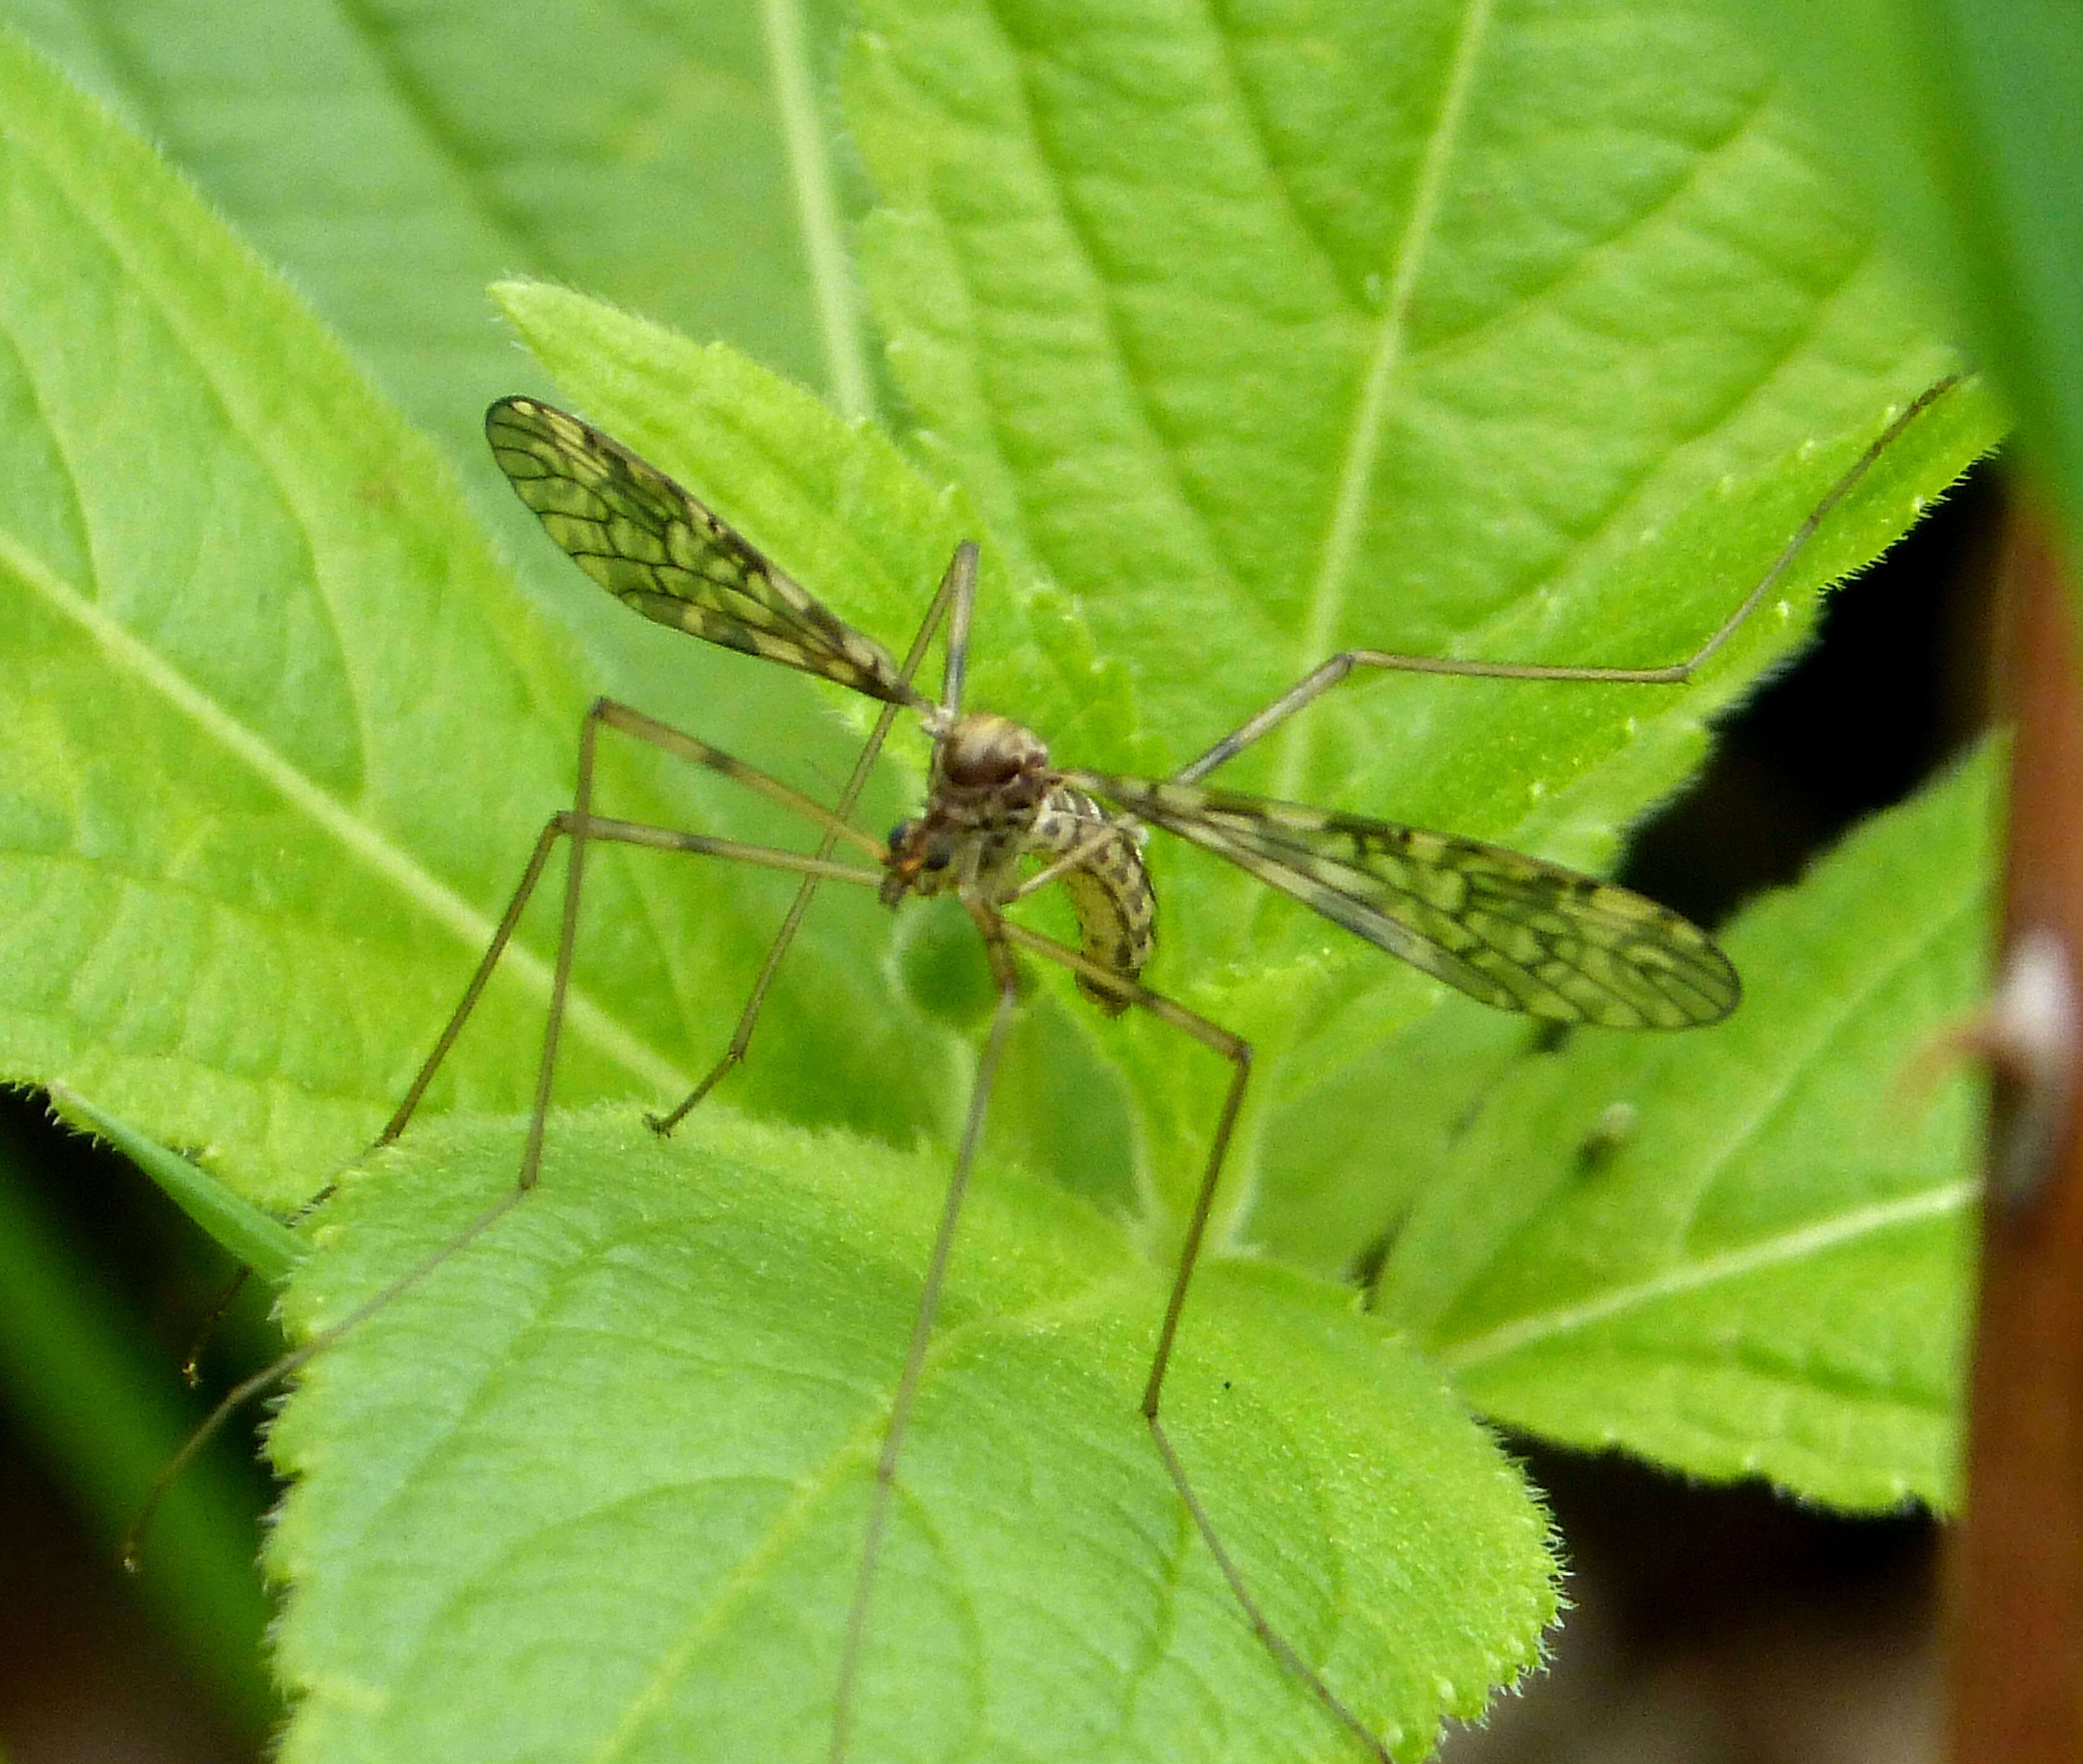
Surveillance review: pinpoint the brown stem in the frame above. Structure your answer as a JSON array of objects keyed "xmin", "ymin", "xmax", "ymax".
[{"xmin": 1950, "ymin": 495, "xmax": 2083, "ymax": 1760}]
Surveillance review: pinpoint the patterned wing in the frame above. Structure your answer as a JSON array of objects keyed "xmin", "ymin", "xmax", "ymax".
[
  {"xmin": 486, "ymin": 397, "xmax": 919, "ymax": 706},
  {"xmin": 1062, "ymin": 772, "xmax": 1739, "ymax": 1030}
]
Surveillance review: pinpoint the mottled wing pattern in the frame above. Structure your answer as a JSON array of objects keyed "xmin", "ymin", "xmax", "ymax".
[
  {"xmin": 1062, "ymin": 772, "xmax": 1739, "ymax": 1030},
  {"xmin": 486, "ymin": 397, "xmax": 919, "ymax": 707}
]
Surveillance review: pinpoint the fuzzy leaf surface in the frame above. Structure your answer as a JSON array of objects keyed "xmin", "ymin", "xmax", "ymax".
[
  {"xmin": 268, "ymin": 1109, "xmax": 1558, "ymax": 1764},
  {"xmin": 1382, "ymin": 746, "xmax": 1994, "ymax": 1509}
]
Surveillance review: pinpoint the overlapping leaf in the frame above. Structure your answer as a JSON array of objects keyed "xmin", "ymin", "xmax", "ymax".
[
  {"xmin": 0, "ymin": 36, "xmax": 947, "ymax": 1205},
  {"xmin": 1387, "ymin": 747, "xmax": 1995, "ymax": 1509},
  {"xmin": 269, "ymin": 1111, "xmax": 1557, "ymax": 1764}
]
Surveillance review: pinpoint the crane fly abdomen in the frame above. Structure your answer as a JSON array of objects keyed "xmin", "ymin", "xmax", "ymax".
[{"xmin": 1028, "ymin": 785, "xmax": 1155, "ymax": 1015}]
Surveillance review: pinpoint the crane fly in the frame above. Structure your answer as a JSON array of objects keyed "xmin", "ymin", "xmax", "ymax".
[
  {"xmin": 445, "ymin": 383, "xmax": 1968, "ymax": 1762},
  {"xmin": 144, "ymin": 372, "xmax": 1965, "ymax": 1763}
]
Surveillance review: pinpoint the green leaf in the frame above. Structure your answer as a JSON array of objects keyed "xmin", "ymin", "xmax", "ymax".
[
  {"xmin": 267, "ymin": 1107, "xmax": 1557, "ymax": 1764},
  {"xmin": 2, "ymin": 0, "xmax": 866, "ymax": 444},
  {"xmin": 843, "ymin": 0, "xmax": 1998, "ymax": 1268},
  {"xmin": 0, "ymin": 0, "xmax": 884, "ymax": 790},
  {"xmin": 1380, "ymin": 744, "xmax": 1994, "ymax": 1510},
  {"xmin": 1719, "ymin": 0, "xmax": 2083, "ymax": 625},
  {"xmin": 0, "ymin": 32, "xmax": 948, "ymax": 1208},
  {"xmin": 47, "ymin": 1086, "xmax": 303, "ymax": 1281}
]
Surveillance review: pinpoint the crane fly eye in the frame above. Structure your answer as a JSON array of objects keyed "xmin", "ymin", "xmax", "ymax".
[{"xmin": 888, "ymin": 818, "xmax": 953, "ymax": 871}]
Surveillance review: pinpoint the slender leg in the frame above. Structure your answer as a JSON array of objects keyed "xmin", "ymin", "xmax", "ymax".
[
  {"xmin": 378, "ymin": 815, "xmax": 569, "ymax": 1147},
  {"xmin": 992, "ymin": 918, "xmax": 1392, "ymax": 1763},
  {"xmin": 939, "ymin": 541, "xmax": 980, "ymax": 718},
  {"xmin": 189, "ymin": 757, "xmax": 685, "ymax": 1375},
  {"xmin": 127, "ymin": 756, "xmax": 883, "ymax": 1567},
  {"xmin": 827, "ymin": 905, "xmax": 1391, "ymax": 1761},
  {"xmin": 1175, "ymin": 374, "xmax": 1966, "ymax": 785},
  {"xmin": 378, "ymin": 699, "xmax": 888, "ymax": 1164},
  {"xmin": 650, "ymin": 545, "xmax": 972, "ymax": 1134},
  {"xmin": 829, "ymin": 893, "xmax": 1018, "ymax": 1764}
]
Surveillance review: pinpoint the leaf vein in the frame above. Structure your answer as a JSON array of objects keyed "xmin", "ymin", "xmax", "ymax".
[
  {"xmin": 1198, "ymin": 5, "xmax": 1349, "ymax": 300},
  {"xmin": 1274, "ymin": 0, "xmax": 1495, "ymax": 799},
  {"xmin": 1407, "ymin": 92, "xmax": 1772, "ymax": 369},
  {"xmin": 1439, "ymin": 1179, "xmax": 1973, "ymax": 1368},
  {"xmin": 1664, "ymin": 876, "xmax": 1983, "ymax": 1245},
  {"xmin": 979, "ymin": 0, "xmax": 1245, "ymax": 605},
  {"xmin": 329, "ymin": 0, "xmax": 556, "ymax": 273},
  {"xmin": 0, "ymin": 526, "xmax": 688, "ymax": 1102},
  {"xmin": 590, "ymin": 1253, "xmax": 1159, "ymax": 1755}
]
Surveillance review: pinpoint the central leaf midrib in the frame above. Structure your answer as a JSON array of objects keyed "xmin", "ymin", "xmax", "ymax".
[
  {"xmin": 1271, "ymin": 0, "xmax": 1497, "ymax": 804},
  {"xmin": 1438, "ymin": 1179, "xmax": 1975, "ymax": 1369},
  {"xmin": 587, "ymin": 1261, "xmax": 1157, "ymax": 1762}
]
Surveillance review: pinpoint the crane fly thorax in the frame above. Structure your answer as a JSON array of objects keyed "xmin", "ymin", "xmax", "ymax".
[{"xmin": 935, "ymin": 713, "xmax": 1052, "ymax": 812}]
